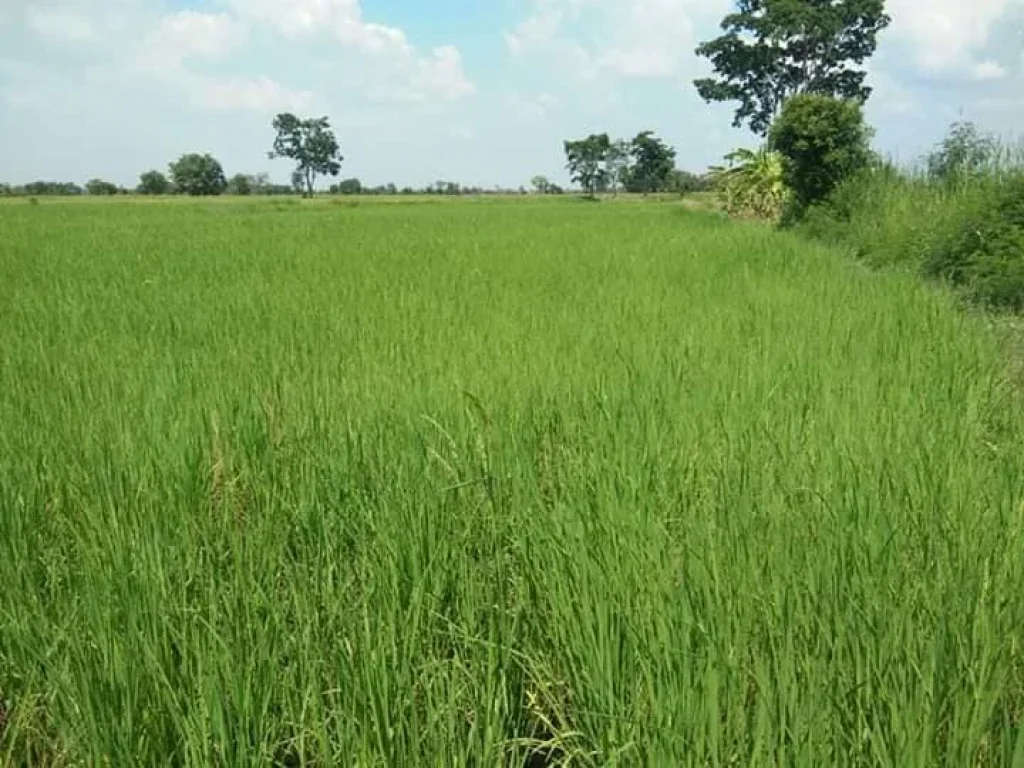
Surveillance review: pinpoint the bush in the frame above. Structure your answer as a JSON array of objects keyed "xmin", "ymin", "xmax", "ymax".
[
  {"xmin": 769, "ymin": 94, "xmax": 871, "ymax": 219},
  {"xmin": 924, "ymin": 174, "xmax": 1024, "ymax": 311},
  {"xmin": 168, "ymin": 153, "xmax": 227, "ymax": 197}
]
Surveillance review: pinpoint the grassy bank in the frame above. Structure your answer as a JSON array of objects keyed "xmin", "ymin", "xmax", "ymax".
[
  {"xmin": 795, "ymin": 144, "xmax": 1024, "ymax": 313},
  {"xmin": 2, "ymin": 199, "xmax": 1024, "ymax": 764}
]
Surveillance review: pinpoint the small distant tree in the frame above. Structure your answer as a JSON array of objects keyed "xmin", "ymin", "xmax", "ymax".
[
  {"xmin": 332, "ymin": 178, "xmax": 361, "ymax": 195},
  {"xmin": 769, "ymin": 93, "xmax": 871, "ymax": 216},
  {"xmin": 225, "ymin": 173, "xmax": 254, "ymax": 196},
  {"xmin": 245, "ymin": 173, "xmax": 271, "ymax": 195},
  {"xmin": 85, "ymin": 178, "xmax": 119, "ymax": 196},
  {"xmin": 0, "ymin": 183, "xmax": 11, "ymax": 196},
  {"xmin": 137, "ymin": 170, "xmax": 170, "ymax": 195},
  {"xmin": 168, "ymin": 154, "xmax": 227, "ymax": 196},
  {"xmin": 626, "ymin": 131, "xmax": 676, "ymax": 193},
  {"xmin": 531, "ymin": 175, "xmax": 552, "ymax": 194},
  {"xmin": 564, "ymin": 133, "xmax": 611, "ymax": 197},
  {"xmin": 927, "ymin": 121, "xmax": 998, "ymax": 184},
  {"xmin": 270, "ymin": 113, "xmax": 343, "ymax": 198},
  {"xmin": 668, "ymin": 169, "xmax": 712, "ymax": 195}
]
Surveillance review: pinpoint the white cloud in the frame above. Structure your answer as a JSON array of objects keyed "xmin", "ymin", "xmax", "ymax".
[
  {"xmin": 185, "ymin": 74, "xmax": 314, "ymax": 113},
  {"xmin": 885, "ymin": 0, "xmax": 1022, "ymax": 75},
  {"xmin": 26, "ymin": 8, "xmax": 97, "ymax": 42},
  {"xmin": 506, "ymin": 0, "xmax": 728, "ymax": 81},
  {"xmin": 507, "ymin": 93, "xmax": 551, "ymax": 125},
  {"xmin": 138, "ymin": 11, "xmax": 244, "ymax": 73},
  {"xmin": 224, "ymin": 0, "xmax": 475, "ymax": 102}
]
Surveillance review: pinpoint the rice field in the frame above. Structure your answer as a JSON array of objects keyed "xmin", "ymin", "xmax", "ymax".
[{"xmin": 1, "ymin": 197, "xmax": 1023, "ymax": 765}]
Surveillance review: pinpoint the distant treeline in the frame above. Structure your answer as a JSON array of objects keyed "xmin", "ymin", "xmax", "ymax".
[{"xmin": 0, "ymin": 173, "xmax": 712, "ymax": 199}]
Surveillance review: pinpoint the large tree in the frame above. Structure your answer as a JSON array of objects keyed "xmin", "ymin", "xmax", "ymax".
[
  {"xmin": 269, "ymin": 113, "xmax": 343, "ymax": 198},
  {"xmin": 626, "ymin": 131, "xmax": 676, "ymax": 193},
  {"xmin": 694, "ymin": 0, "xmax": 890, "ymax": 136},
  {"xmin": 168, "ymin": 154, "xmax": 227, "ymax": 196},
  {"xmin": 564, "ymin": 133, "xmax": 611, "ymax": 197}
]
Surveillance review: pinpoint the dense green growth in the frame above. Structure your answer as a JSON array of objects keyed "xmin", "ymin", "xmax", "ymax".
[
  {"xmin": 797, "ymin": 123, "xmax": 1024, "ymax": 311},
  {"xmin": 769, "ymin": 93, "xmax": 871, "ymax": 217},
  {"xmin": 168, "ymin": 153, "xmax": 228, "ymax": 197},
  {"xmin": 2, "ymin": 199, "xmax": 1023, "ymax": 764}
]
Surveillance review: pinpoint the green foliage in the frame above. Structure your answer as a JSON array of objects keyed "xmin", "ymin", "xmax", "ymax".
[
  {"xmin": 333, "ymin": 178, "xmax": 363, "ymax": 195},
  {"xmin": 564, "ymin": 133, "xmax": 611, "ymax": 197},
  {"xmin": 85, "ymin": 179, "xmax": 119, "ymax": 196},
  {"xmin": 270, "ymin": 113, "xmax": 343, "ymax": 198},
  {"xmin": 770, "ymin": 93, "xmax": 871, "ymax": 217},
  {"xmin": 605, "ymin": 139, "xmax": 632, "ymax": 195},
  {"xmin": 667, "ymin": 169, "xmax": 712, "ymax": 195},
  {"xmin": 625, "ymin": 131, "xmax": 676, "ymax": 193},
  {"xmin": 137, "ymin": 170, "xmax": 171, "ymax": 195},
  {"xmin": 796, "ymin": 120, "xmax": 1024, "ymax": 311},
  {"xmin": 924, "ymin": 174, "xmax": 1024, "ymax": 311},
  {"xmin": 225, "ymin": 173, "xmax": 254, "ymax": 196},
  {"xmin": 20, "ymin": 181, "xmax": 83, "ymax": 196},
  {"xmin": 927, "ymin": 120, "xmax": 999, "ymax": 185},
  {"xmin": 168, "ymin": 153, "xmax": 227, "ymax": 196},
  {"xmin": 709, "ymin": 146, "xmax": 790, "ymax": 221},
  {"xmin": 695, "ymin": 0, "xmax": 891, "ymax": 136},
  {"xmin": 2, "ymin": 199, "xmax": 1024, "ymax": 763}
]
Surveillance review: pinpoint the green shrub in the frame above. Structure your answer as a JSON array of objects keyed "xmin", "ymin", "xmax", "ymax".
[
  {"xmin": 924, "ymin": 174, "xmax": 1024, "ymax": 311},
  {"xmin": 769, "ymin": 94, "xmax": 871, "ymax": 220}
]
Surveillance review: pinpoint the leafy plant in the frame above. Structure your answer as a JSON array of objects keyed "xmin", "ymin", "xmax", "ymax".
[{"xmin": 709, "ymin": 146, "xmax": 790, "ymax": 221}]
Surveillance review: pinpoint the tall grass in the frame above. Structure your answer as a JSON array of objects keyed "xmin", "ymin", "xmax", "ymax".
[
  {"xmin": 796, "ymin": 138, "xmax": 1024, "ymax": 311},
  {"xmin": 1, "ymin": 199, "xmax": 1024, "ymax": 765}
]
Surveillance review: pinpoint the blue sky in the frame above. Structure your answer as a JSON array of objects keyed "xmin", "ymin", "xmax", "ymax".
[{"xmin": 1, "ymin": 0, "xmax": 1023, "ymax": 189}]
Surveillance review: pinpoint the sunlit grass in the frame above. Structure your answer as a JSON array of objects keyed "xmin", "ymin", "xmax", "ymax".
[{"xmin": 1, "ymin": 199, "xmax": 1023, "ymax": 765}]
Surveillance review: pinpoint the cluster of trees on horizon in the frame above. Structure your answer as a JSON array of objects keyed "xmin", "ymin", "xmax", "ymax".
[
  {"xmin": 0, "ymin": 127, "xmax": 712, "ymax": 200},
  {"xmin": 0, "ymin": 101, "xmax": 715, "ymax": 200},
  {"xmin": 3, "ymin": 0, "xmax": 1001, "ymax": 209}
]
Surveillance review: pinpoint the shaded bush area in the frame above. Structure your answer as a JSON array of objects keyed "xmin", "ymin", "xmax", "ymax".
[{"xmin": 796, "ymin": 122, "xmax": 1024, "ymax": 312}]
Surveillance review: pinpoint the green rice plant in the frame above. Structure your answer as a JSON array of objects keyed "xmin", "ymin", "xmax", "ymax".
[{"xmin": 1, "ymin": 199, "xmax": 1023, "ymax": 765}]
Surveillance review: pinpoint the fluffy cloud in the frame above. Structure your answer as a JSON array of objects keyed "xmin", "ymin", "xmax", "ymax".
[
  {"xmin": 885, "ymin": 0, "xmax": 1022, "ymax": 77},
  {"xmin": 16, "ymin": 0, "xmax": 474, "ymax": 113},
  {"xmin": 222, "ymin": 0, "xmax": 474, "ymax": 102},
  {"xmin": 505, "ymin": 0, "xmax": 729, "ymax": 81}
]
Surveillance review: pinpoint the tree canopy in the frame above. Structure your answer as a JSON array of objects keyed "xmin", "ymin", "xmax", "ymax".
[
  {"xmin": 137, "ymin": 170, "xmax": 171, "ymax": 195},
  {"xmin": 168, "ymin": 154, "xmax": 227, "ymax": 196},
  {"xmin": 695, "ymin": 0, "xmax": 890, "ymax": 136},
  {"xmin": 564, "ymin": 134, "xmax": 611, "ymax": 197},
  {"xmin": 626, "ymin": 131, "xmax": 677, "ymax": 193},
  {"xmin": 270, "ymin": 113, "xmax": 343, "ymax": 198}
]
